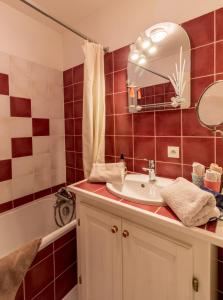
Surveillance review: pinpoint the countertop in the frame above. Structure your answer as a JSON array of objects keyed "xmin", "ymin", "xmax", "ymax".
[{"xmin": 68, "ymin": 180, "xmax": 223, "ymax": 248}]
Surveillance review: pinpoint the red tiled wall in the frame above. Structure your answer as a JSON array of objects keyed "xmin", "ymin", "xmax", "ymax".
[
  {"xmin": 63, "ymin": 8, "xmax": 223, "ymax": 297},
  {"xmin": 15, "ymin": 228, "xmax": 77, "ymax": 300},
  {"xmin": 64, "ymin": 64, "xmax": 84, "ymax": 183},
  {"xmin": 64, "ymin": 9, "xmax": 223, "ymax": 184}
]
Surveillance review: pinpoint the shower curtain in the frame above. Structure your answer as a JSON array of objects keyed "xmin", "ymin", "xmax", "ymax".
[{"xmin": 82, "ymin": 40, "xmax": 105, "ymax": 178}]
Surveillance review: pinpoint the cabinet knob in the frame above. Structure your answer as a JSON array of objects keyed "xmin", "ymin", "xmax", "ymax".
[
  {"xmin": 122, "ymin": 230, "xmax": 129, "ymax": 238},
  {"xmin": 111, "ymin": 225, "xmax": 118, "ymax": 233}
]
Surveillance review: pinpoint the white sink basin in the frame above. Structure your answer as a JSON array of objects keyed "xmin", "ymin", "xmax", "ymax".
[{"xmin": 106, "ymin": 174, "xmax": 173, "ymax": 206}]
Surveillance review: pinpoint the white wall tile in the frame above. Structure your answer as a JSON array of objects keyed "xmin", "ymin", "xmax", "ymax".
[
  {"xmin": 9, "ymin": 56, "xmax": 32, "ymax": 98},
  {"xmin": 12, "ymin": 156, "xmax": 34, "ymax": 177},
  {"xmin": 0, "ymin": 137, "xmax": 11, "ymax": 160},
  {"xmin": 32, "ymin": 136, "xmax": 50, "ymax": 154},
  {"xmin": 31, "ymin": 62, "xmax": 52, "ymax": 86},
  {"xmin": 10, "ymin": 117, "xmax": 32, "ymax": 137},
  {"xmin": 50, "ymin": 119, "xmax": 65, "ymax": 136},
  {"xmin": 0, "ymin": 96, "xmax": 10, "ymax": 117},
  {"xmin": 49, "ymin": 99, "xmax": 64, "ymax": 119},
  {"xmin": 12, "ymin": 174, "xmax": 34, "ymax": 199},
  {"xmin": 49, "ymin": 85, "xmax": 63, "ymax": 101},
  {"xmin": 0, "ymin": 51, "xmax": 10, "ymax": 74},
  {"xmin": 51, "ymin": 151, "xmax": 66, "ymax": 170},
  {"xmin": 0, "ymin": 180, "xmax": 12, "ymax": 204},
  {"xmin": 34, "ymin": 171, "xmax": 51, "ymax": 191},
  {"xmin": 51, "ymin": 167, "xmax": 66, "ymax": 186},
  {"xmin": 0, "ymin": 118, "xmax": 11, "ymax": 137},
  {"xmin": 33, "ymin": 153, "xmax": 51, "ymax": 173},
  {"xmin": 50, "ymin": 136, "xmax": 65, "ymax": 153},
  {"xmin": 48, "ymin": 68, "xmax": 63, "ymax": 86},
  {"xmin": 32, "ymin": 99, "xmax": 50, "ymax": 118}
]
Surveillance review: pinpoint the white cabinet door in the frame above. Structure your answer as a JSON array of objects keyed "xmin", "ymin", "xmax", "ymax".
[
  {"xmin": 122, "ymin": 220, "xmax": 193, "ymax": 300},
  {"xmin": 79, "ymin": 203, "xmax": 122, "ymax": 300}
]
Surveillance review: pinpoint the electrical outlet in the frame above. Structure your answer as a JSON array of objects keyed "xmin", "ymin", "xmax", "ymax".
[{"xmin": 168, "ymin": 146, "xmax": 180, "ymax": 158}]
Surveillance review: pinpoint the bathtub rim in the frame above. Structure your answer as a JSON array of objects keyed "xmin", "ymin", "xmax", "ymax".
[{"xmin": 39, "ymin": 219, "xmax": 76, "ymax": 251}]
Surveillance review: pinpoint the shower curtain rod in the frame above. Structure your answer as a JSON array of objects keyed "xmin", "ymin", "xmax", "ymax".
[{"xmin": 19, "ymin": 0, "xmax": 109, "ymax": 52}]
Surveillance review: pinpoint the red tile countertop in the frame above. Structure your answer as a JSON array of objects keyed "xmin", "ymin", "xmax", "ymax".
[{"xmin": 72, "ymin": 180, "xmax": 218, "ymax": 234}]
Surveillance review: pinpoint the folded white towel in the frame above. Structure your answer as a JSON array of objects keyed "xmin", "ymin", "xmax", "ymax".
[
  {"xmin": 160, "ymin": 177, "xmax": 220, "ymax": 227},
  {"xmin": 88, "ymin": 162, "xmax": 126, "ymax": 184}
]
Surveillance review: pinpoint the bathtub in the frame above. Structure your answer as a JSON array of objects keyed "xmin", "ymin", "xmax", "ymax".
[{"xmin": 0, "ymin": 194, "xmax": 77, "ymax": 300}]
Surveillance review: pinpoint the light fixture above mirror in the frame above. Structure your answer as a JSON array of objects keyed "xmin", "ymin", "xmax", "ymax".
[
  {"xmin": 149, "ymin": 27, "xmax": 168, "ymax": 43},
  {"xmin": 127, "ymin": 22, "xmax": 191, "ymax": 113}
]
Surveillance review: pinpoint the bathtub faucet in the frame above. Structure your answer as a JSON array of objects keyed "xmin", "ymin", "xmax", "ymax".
[{"xmin": 142, "ymin": 159, "xmax": 156, "ymax": 182}]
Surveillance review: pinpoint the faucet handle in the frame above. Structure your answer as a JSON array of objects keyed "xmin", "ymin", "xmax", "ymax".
[{"xmin": 144, "ymin": 159, "xmax": 155, "ymax": 169}]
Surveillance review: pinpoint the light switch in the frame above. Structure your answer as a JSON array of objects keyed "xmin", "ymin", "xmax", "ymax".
[{"xmin": 168, "ymin": 146, "xmax": 180, "ymax": 158}]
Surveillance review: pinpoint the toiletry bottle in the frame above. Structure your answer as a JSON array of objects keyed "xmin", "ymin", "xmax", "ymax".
[{"xmin": 120, "ymin": 154, "xmax": 127, "ymax": 177}]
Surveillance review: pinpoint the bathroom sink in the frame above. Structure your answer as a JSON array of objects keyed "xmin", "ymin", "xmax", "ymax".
[{"xmin": 106, "ymin": 174, "xmax": 173, "ymax": 206}]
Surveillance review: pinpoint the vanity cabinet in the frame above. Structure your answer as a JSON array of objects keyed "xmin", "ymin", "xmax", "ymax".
[{"xmin": 78, "ymin": 202, "xmax": 193, "ymax": 300}]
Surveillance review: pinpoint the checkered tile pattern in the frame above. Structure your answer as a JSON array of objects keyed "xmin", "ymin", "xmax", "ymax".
[{"xmin": 0, "ymin": 53, "xmax": 65, "ymax": 210}]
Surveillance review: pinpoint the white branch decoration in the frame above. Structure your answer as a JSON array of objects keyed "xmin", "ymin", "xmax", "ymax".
[{"xmin": 168, "ymin": 46, "xmax": 186, "ymax": 108}]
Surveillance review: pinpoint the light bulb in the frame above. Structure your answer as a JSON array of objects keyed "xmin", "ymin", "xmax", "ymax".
[
  {"xmin": 130, "ymin": 50, "xmax": 139, "ymax": 61},
  {"xmin": 141, "ymin": 38, "xmax": 151, "ymax": 49},
  {"xmin": 138, "ymin": 55, "xmax": 146, "ymax": 65},
  {"xmin": 148, "ymin": 46, "xmax": 157, "ymax": 55},
  {"xmin": 150, "ymin": 28, "xmax": 167, "ymax": 43}
]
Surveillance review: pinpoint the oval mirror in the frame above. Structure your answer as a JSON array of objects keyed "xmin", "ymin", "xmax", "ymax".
[
  {"xmin": 127, "ymin": 22, "xmax": 191, "ymax": 112},
  {"xmin": 196, "ymin": 80, "xmax": 223, "ymax": 131}
]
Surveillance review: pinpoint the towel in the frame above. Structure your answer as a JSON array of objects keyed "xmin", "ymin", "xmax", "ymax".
[
  {"xmin": 192, "ymin": 162, "xmax": 205, "ymax": 177},
  {"xmin": 88, "ymin": 162, "xmax": 126, "ymax": 184},
  {"xmin": 160, "ymin": 177, "xmax": 220, "ymax": 227},
  {"xmin": 0, "ymin": 238, "xmax": 41, "ymax": 300}
]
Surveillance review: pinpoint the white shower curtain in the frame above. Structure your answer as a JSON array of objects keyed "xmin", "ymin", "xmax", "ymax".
[{"xmin": 82, "ymin": 41, "xmax": 105, "ymax": 178}]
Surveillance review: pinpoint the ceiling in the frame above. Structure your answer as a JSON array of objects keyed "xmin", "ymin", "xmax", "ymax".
[{"xmin": 0, "ymin": 0, "xmax": 113, "ymax": 32}]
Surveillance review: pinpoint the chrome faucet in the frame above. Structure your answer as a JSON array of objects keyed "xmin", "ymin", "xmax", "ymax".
[{"xmin": 142, "ymin": 159, "xmax": 156, "ymax": 182}]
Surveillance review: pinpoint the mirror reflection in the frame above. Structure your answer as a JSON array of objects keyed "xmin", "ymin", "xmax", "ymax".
[
  {"xmin": 196, "ymin": 81, "xmax": 223, "ymax": 133},
  {"xmin": 127, "ymin": 22, "xmax": 191, "ymax": 112}
]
